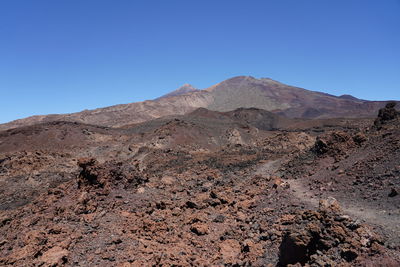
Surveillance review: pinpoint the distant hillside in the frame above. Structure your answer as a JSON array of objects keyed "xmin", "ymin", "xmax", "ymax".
[{"xmin": 0, "ymin": 76, "xmax": 397, "ymax": 131}]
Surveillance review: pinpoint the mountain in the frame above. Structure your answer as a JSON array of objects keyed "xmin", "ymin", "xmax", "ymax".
[
  {"xmin": 0, "ymin": 76, "xmax": 397, "ymax": 131},
  {"xmin": 157, "ymin": 83, "xmax": 198, "ymax": 99}
]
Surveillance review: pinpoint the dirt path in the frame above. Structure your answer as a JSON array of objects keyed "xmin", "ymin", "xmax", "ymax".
[
  {"xmin": 254, "ymin": 159, "xmax": 282, "ymax": 177},
  {"xmin": 255, "ymin": 159, "xmax": 400, "ymax": 246}
]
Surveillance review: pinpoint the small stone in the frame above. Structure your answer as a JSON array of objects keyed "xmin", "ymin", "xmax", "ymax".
[
  {"xmin": 109, "ymin": 238, "xmax": 122, "ymax": 245},
  {"xmin": 319, "ymin": 197, "xmax": 341, "ymax": 213},
  {"xmin": 161, "ymin": 176, "xmax": 175, "ymax": 185},
  {"xmin": 0, "ymin": 215, "xmax": 11, "ymax": 227},
  {"xmin": 185, "ymin": 201, "xmax": 199, "ymax": 209},
  {"xmin": 341, "ymin": 249, "xmax": 358, "ymax": 262},
  {"xmin": 334, "ymin": 215, "xmax": 350, "ymax": 222},
  {"xmin": 190, "ymin": 223, "xmax": 209, "ymax": 236},
  {"xmin": 388, "ymin": 188, "xmax": 398, "ymax": 197},
  {"xmin": 272, "ymin": 178, "xmax": 284, "ymax": 189},
  {"xmin": 236, "ymin": 211, "xmax": 246, "ymax": 221},
  {"xmin": 279, "ymin": 231, "xmax": 311, "ymax": 265},
  {"xmin": 40, "ymin": 246, "xmax": 69, "ymax": 266},
  {"xmin": 213, "ymin": 214, "xmax": 225, "ymax": 223},
  {"xmin": 219, "ymin": 239, "xmax": 241, "ymax": 263}
]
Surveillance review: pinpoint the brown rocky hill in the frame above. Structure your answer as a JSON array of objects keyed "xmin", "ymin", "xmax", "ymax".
[
  {"xmin": 0, "ymin": 76, "xmax": 397, "ymax": 131},
  {"xmin": 1, "ymin": 104, "xmax": 400, "ymax": 265}
]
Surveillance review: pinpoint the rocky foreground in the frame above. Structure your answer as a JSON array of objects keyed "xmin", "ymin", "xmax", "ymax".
[{"xmin": 0, "ymin": 104, "xmax": 399, "ymax": 266}]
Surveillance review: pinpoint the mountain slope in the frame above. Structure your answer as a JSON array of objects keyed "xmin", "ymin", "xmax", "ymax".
[
  {"xmin": 0, "ymin": 76, "xmax": 397, "ymax": 131},
  {"xmin": 157, "ymin": 84, "xmax": 198, "ymax": 99}
]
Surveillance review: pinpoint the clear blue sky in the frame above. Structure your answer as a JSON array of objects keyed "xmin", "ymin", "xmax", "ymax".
[{"xmin": 1, "ymin": 0, "xmax": 399, "ymax": 123}]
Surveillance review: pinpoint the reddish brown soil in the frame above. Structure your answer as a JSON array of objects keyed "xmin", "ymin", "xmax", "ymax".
[{"xmin": 0, "ymin": 106, "xmax": 399, "ymax": 266}]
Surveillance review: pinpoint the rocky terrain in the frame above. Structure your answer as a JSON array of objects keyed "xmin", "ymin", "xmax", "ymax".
[
  {"xmin": 0, "ymin": 101, "xmax": 399, "ymax": 266},
  {"xmin": 1, "ymin": 76, "xmax": 398, "ymax": 131}
]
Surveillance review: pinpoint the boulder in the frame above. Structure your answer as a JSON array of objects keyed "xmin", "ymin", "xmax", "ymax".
[
  {"xmin": 219, "ymin": 239, "xmax": 241, "ymax": 263},
  {"xmin": 40, "ymin": 246, "xmax": 69, "ymax": 266},
  {"xmin": 375, "ymin": 102, "xmax": 399, "ymax": 126}
]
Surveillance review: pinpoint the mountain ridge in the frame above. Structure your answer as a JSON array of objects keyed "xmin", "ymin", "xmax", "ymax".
[
  {"xmin": 157, "ymin": 83, "xmax": 199, "ymax": 99},
  {"xmin": 0, "ymin": 76, "xmax": 397, "ymax": 131}
]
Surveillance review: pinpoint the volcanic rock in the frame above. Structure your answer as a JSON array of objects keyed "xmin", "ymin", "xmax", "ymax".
[
  {"xmin": 190, "ymin": 223, "xmax": 209, "ymax": 236},
  {"xmin": 40, "ymin": 246, "xmax": 69, "ymax": 266},
  {"xmin": 388, "ymin": 188, "xmax": 398, "ymax": 197},
  {"xmin": 278, "ymin": 198, "xmax": 384, "ymax": 266},
  {"xmin": 219, "ymin": 239, "xmax": 242, "ymax": 263},
  {"xmin": 375, "ymin": 102, "xmax": 399, "ymax": 126}
]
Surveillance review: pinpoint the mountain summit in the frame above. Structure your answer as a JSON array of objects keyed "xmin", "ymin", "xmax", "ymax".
[
  {"xmin": 158, "ymin": 84, "xmax": 198, "ymax": 99},
  {"xmin": 0, "ymin": 76, "xmax": 397, "ymax": 131}
]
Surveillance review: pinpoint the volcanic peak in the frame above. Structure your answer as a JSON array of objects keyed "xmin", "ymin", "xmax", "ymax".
[{"xmin": 159, "ymin": 83, "xmax": 198, "ymax": 99}]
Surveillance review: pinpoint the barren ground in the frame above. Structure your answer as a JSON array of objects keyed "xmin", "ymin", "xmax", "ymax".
[{"xmin": 0, "ymin": 106, "xmax": 399, "ymax": 266}]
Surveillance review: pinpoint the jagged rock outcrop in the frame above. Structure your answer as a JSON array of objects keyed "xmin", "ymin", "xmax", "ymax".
[
  {"xmin": 279, "ymin": 198, "xmax": 386, "ymax": 266},
  {"xmin": 375, "ymin": 102, "xmax": 399, "ymax": 127},
  {"xmin": 77, "ymin": 158, "xmax": 146, "ymax": 191}
]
